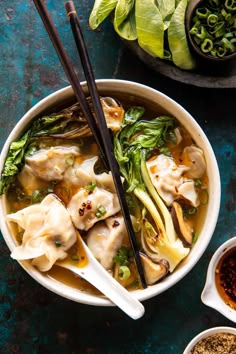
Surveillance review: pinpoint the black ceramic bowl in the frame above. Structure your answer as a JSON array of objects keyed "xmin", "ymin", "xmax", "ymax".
[{"xmin": 185, "ymin": 0, "xmax": 236, "ymax": 75}]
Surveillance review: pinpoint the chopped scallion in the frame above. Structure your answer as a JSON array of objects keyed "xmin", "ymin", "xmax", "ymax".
[
  {"xmin": 55, "ymin": 240, "xmax": 62, "ymax": 247},
  {"xmin": 95, "ymin": 204, "xmax": 107, "ymax": 218},
  {"xmin": 85, "ymin": 181, "xmax": 97, "ymax": 192},
  {"xmin": 118, "ymin": 265, "xmax": 131, "ymax": 280}
]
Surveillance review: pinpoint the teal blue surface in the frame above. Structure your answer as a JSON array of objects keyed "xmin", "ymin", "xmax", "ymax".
[{"xmin": 0, "ymin": 1, "xmax": 235, "ymax": 353}]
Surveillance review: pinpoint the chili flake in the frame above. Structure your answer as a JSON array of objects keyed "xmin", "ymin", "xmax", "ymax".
[
  {"xmin": 112, "ymin": 220, "xmax": 120, "ymax": 228},
  {"xmin": 215, "ymin": 246, "xmax": 236, "ymax": 310}
]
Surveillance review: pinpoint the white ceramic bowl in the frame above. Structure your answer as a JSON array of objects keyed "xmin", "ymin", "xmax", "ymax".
[
  {"xmin": 183, "ymin": 326, "xmax": 236, "ymax": 354},
  {"xmin": 201, "ymin": 236, "xmax": 236, "ymax": 322},
  {"xmin": 0, "ymin": 79, "xmax": 221, "ymax": 306}
]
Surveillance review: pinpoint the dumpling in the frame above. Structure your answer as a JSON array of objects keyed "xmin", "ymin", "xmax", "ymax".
[
  {"xmin": 178, "ymin": 180, "xmax": 199, "ymax": 207},
  {"xmin": 147, "ymin": 154, "xmax": 188, "ymax": 206},
  {"xmin": 64, "ymin": 156, "xmax": 119, "ymax": 193},
  {"xmin": 68, "ymin": 186, "xmax": 120, "ymax": 231},
  {"xmin": 25, "ymin": 146, "xmax": 80, "ymax": 181},
  {"xmin": 182, "ymin": 146, "xmax": 206, "ymax": 179},
  {"xmin": 146, "ymin": 154, "xmax": 199, "ymax": 207},
  {"xmin": 86, "ymin": 215, "xmax": 126, "ymax": 270},
  {"xmin": 95, "ymin": 172, "xmax": 118, "ymax": 193},
  {"xmin": 17, "ymin": 165, "xmax": 48, "ymax": 195},
  {"xmin": 63, "ymin": 156, "xmax": 97, "ymax": 186},
  {"xmin": 8, "ymin": 194, "xmax": 77, "ymax": 271}
]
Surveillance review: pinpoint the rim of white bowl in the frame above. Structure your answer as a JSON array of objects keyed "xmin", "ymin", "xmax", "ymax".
[
  {"xmin": 0, "ymin": 79, "xmax": 221, "ymax": 306},
  {"xmin": 183, "ymin": 326, "xmax": 236, "ymax": 353}
]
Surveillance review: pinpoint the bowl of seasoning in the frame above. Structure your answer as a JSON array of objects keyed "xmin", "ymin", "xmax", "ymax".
[
  {"xmin": 185, "ymin": 0, "xmax": 236, "ymax": 74},
  {"xmin": 201, "ymin": 236, "xmax": 236, "ymax": 322},
  {"xmin": 183, "ymin": 326, "xmax": 236, "ymax": 354}
]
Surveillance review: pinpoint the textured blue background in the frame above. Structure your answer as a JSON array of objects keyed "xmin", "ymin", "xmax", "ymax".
[{"xmin": 0, "ymin": 1, "xmax": 235, "ymax": 353}]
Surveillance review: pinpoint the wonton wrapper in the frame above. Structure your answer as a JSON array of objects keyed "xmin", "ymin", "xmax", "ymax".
[{"xmin": 8, "ymin": 194, "xmax": 77, "ymax": 272}]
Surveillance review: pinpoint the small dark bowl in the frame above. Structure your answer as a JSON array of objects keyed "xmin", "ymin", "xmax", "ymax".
[{"xmin": 185, "ymin": 0, "xmax": 236, "ymax": 75}]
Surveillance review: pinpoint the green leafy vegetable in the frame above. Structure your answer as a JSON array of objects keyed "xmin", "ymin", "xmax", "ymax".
[
  {"xmin": 168, "ymin": 0, "xmax": 196, "ymax": 69},
  {"xmin": 114, "ymin": 108, "xmax": 190, "ymax": 272},
  {"xmin": 135, "ymin": 0, "xmax": 164, "ymax": 58},
  {"xmin": 0, "ymin": 131, "xmax": 30, "ymax": 195},
  {"xmin": 88, "ymin": 0, "xmax": 197, "ymax": 70},
  {"xmin": 114, "ymin": 0, "xmax": 137, "ymax": 40},
  {"xmin": 0, "ymin": 104, "xmax": 89, "ymax": 195},
  {"xmin": 89, "ymin": 0, "xmax": 118, "ymax": 29},
  {"xmin": 156, "ymin": 0, "xmax": 175, "ymax": 30}
]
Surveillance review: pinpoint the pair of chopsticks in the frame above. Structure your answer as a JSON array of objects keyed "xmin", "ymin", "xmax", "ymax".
[{"xmin": 32, "ymin": 0, "xmax": 147, "ymax": 289}]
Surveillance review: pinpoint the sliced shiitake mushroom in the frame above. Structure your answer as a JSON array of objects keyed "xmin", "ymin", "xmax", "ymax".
[
  {"xmin": 171, "ymin": 201, "xmax": 193, "ymax": 247},
  {"xmin": 140, "ymin": 253, "xmax": 169, "ymax": 285}
]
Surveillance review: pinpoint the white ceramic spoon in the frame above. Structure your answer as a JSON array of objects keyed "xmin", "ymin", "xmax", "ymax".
[{"xmin": 56, "ymin": 235, "xmax": 145, "ymax": 320}]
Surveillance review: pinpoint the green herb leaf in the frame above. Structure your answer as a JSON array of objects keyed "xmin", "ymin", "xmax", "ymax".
[
  {"xmin": 31, "ymin": 188, "xmax": 54, "ymax": 204},
  {"xmin": 85, "ymin": 181, "xmax": 97, "ymax": 192},
  {"xmin": 114, "ymin": 245, "xmax": 129, "ymax": 265}
]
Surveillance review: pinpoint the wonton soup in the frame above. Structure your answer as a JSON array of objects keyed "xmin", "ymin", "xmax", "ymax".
[{"xmin": 0, "ymin": 92, "xmax": 208, "ymax": 294}]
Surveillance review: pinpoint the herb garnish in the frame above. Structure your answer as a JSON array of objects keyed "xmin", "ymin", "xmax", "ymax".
[
  {"xmin": 85, "ymin": 181, "xmax": 97, "ymax": 192},
  {"xmin": 95, "ymin": 204, "xmax": 107, "ymax": 218}
]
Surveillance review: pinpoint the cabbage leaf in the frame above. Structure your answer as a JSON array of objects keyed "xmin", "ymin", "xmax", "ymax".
[
  {"xmin": 168, "ymin": 0, "xmax": 196, "ymax": 69},
  {"xmin": 135, "ymin": 0, "xmax": 164, "ymax": 58},
  {"xmin": 156, "ymin": 0, "xmax": 175, "ymax": 30},
  {"xmin": 89, "ymin": 0, "xmax": 118, "ymax": 30},
  {"xmin": 114, "ymin": 0, "xmax": 137, "ymax": 40}
]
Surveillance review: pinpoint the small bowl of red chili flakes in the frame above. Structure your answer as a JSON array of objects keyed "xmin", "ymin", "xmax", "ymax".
[{"xmin": 201, "ymin": 236, "xmax": 236, "ymax": 322}]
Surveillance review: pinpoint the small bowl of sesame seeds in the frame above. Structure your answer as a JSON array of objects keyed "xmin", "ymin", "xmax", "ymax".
[
  {"xmin": 201, "ymin": 236, "xmax": 236, "ymax": 322},
  {"xmin": 183, "ymin": 326, "xmax": 236, "ymax": 354}
]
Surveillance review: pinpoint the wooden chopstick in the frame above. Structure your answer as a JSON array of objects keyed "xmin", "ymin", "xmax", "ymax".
[
  {"xmin": 32, "ymin": 0, "xmax": 109, "ymax": 170},
  {"xmin": 32, "ymin": 0, "xmax": 147, "ymax": 289},
  {"xmin": 64, "ymin": 1, "xmax": 147, "ymax": 289}
]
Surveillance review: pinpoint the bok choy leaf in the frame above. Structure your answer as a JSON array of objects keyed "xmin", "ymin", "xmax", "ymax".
[
  {"xmin": 114, "ymin": 0, "xmax": 137, "ymax": 40},
  {"xmin": 113, "ymin": 107, "xmax": 190, "ymax": 272},
  {"xmin": 0, "ymin": 131, "xmax": 30, "ymax": 195},
  {"xmin": 0, "ymin": 107, "xmax": 86, "ymax": 195},
  {"xmin": 168, "ymin": 0, "xmax": 196, "ymax": 70},
  {"xmin": 135, "ymin": 0, "xmax": 164, "ymax": 58},
  {"xmin": 89, "ymin": 0, "xmax": 118, "ymax": 29}
]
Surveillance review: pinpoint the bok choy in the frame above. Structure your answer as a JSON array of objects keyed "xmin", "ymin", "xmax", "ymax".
[
  {"xmin": 89, "ymin": 0, "xmax": 196, "ymax": 70},
  {"xmin": 0, "ymin": 98, "xmax": 123, "ymax": 195},
  {"xmin": 0, "ymin": 106, "xmax": 86, "ymax": 195},
  {"xmin": 114, "ymin": 107, "xmax": 190, "ymax": 272}
]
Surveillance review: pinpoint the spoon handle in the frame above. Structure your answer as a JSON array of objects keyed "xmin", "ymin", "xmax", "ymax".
[
  {"xmin": 85, "ymin": 254, "xmax": 145, "ymax": 319},
  {"xmin": 60, "ymin": 246, "xmax": 145, "ymax": 320}
]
